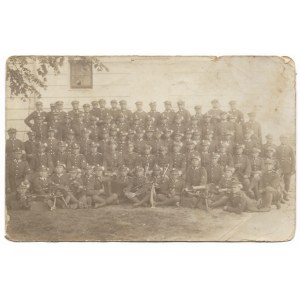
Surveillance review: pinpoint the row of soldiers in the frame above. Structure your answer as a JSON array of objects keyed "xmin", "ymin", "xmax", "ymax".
[{"xmin": 6, "ymin": 99, "xmax": 295, "ymax": 212}]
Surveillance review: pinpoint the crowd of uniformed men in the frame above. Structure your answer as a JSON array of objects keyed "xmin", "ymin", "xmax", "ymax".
[{"xmin": 6, "ymin": 98, "xmax": 295, "ymax": 213}]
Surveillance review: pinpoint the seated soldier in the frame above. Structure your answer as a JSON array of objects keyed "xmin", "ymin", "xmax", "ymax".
[
  {"xmin": 183, "ymin": 155, "xmax": 208, "ymax": 209},
  {"xmin": 67, "ymin": 167, "xmax": 86, "ymax": 209},
  {"xmin": 171, "ymin": 141, "xmax": 186, "ymax": 175},
  {"xmin": 209, "ymin": 166, "xmax": 235, "ymax": 208},
  {"xmin": 93, "ymin": 165, "xmax": 118, "ymax": 208},
  {"xmin": 122, "ymin": 142, "xmax": 140, "ymax": 172},
  {"xmin": 81, "ymin": 164, "xmax": 97, "ymax": 208},
  {"xmin": 31, "ymin": 142, "xmax": 54, "ymax": 174},
  {"xmin": 45, "ymin": 127, "xmax": 59, "ymax": 157},
  {"xmin": 104, "ymin": 140, "xmax": 123, "ymax": 175},
  {"xmin": 206, "ymin": 152, "xmax": 223, "ymax": 185},
  {"xmin": 53, "ymin": 141, "xmax": 69, "ymax": 167},
  {"xmin": 123, "ymin": 166, "xmax": 148, "ymax": 207},
  {"xmin": 86, "ymin": 141, "xmax": 103, "ymax": 166},
  {"xmin": 111, "ymin": 165, "xmax": 131, "ymax": 203},
  {"xmin": 139, "ymin": 144, "xmax": 155, "ymax": 173},
  {"xmin": 155, "ymin": 145, "xmax": 173, "ymax": 173},
  {"xmin": 217, "ymin": 142, "xmax": 234, "ymax": 169},
  {"xmin": 155, "ymin": 168, "xmax": 185, "ymax": 207},
  {"xmin": 66, "ymin": 143, "xmax": 87, "ymax": 171}
]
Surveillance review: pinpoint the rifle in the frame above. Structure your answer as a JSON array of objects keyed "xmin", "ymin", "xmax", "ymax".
[{"xmin": 184, "ymin": 185, "xmax": 209, "ymax": 210}]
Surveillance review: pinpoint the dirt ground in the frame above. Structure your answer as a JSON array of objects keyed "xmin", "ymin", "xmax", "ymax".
[{"xmin": 6, "ymin": 183, "xmax": 295, "ymax": 242}]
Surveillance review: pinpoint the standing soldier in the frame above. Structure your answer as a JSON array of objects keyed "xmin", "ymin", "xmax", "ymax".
[
  {"xmin": 217, "ymin": 143, "xmax": 234, "ymax": 169},
  {"xmin": 32, "ymin": 114, "xmax": 48, "ymax": 142},
  {"xmin": 80, "ymin": 128, "xmax": 93, "ymax": 157},
  {"xmin": 104, "ymin": 140, "xmax": 123, "ymax": 174},
  {"xmin": 116, "ymin": 113, "xmax": 129, "ymax": 132},
  {"xmin": 65, "ymin": 129, "xmax": 77, "ymax": 154},
  {"xmin": 86, "ymin": 142, "xmax": 103, "ymax": 166},
  {"xmin": 148, "ymin": 101, "xmax": 161, "ymax": 126},
  {"xmin": 71, "ymin": 112, "xmax": 86, "ymax": 142},
  {"xmin": 158, "ymin": 114, "xmax": 171, "ymax": 132},
  {"xmin": 132, "ymin": 101, "xmax": 147, "ymax": 126},
  {"xmin": 176, "ymin": 100, "xmax": 191, "ymax": 126},
  {"xmin": 90, "ymin": 100, "xmax": 100, "ymax": 118},
  {"xmin": 53, "ymin": 141, "xmax": 69, "ymax": 167},
  {"xmin": 218, "ymin": 131, "xmax": 235, "ymax": 155},
  {"xmin": 228, "ymin": 101, "xmax": 244, "ymax": 124},
  {"xmin": 134, "ymin": 128, "xmax": 146, "ymax": 155},
  {"xmin": 171, "ymin": 142, "xmax": 186, "ymax": 175},
  {"xmin": 46, "ymin": 103, "xmax": 57, "ymax": 125},
  {"xmin": 98, "ymin": 99, "xmax": 110, "ymax": 123},
  {"xmin": 6, "ymin": 128, "xmax": 24, "ymax": 160},
  {"xmin": 206, "ymin": 153, "xmax": 223, "ymax": 185},
  {"xmin": 88, "ymin": 115, "xmax": 101, "ymax": 142},
  {"xmin": 31, "ymin": 142, "xmax": 54, "ymax": 175},
  {"xmin": 122, "ymin": 142, "xmax": 140, "ymax": 171},
  {"xmin": 207, "ymin": 99, "xmax": 224, "ymax": 127},
  {"xmin": 119, "ymin": 100, "xmax": 132, "ymax": 125},
  {"xmin": 185, "ymin": 140, "xmax": 200, "ymax": 170},
  {"xmin": 24, "ymin": 101, "xmax": 48, "ymax": 132},
  {"xmin": 182, "ymin": 129, "xmax": 193, "ymax": 153},
  {"xmin": 243, "ymin": 128, "xmax": 259, "ymax": 156},
  {"xmin": 82, "ymin": 103, "xmax": 92, "ymax": 127},
  {"xmin": 244, "ymin": 111, "xmax": 262, "ymax": 145},
  {"xmin": 201, "ymin": 113, "xmax": 215, "ymax": 138},
  {"xmin": 45, "ymin": 127, "xmax": 59, "ymax": 158},
  {"xmin": 47, "ymin": 112, "xmax": 63, "ymax": 140},
  {"xmin": 24, "ymin": 131, "xmax": 37, "ymax": 169},
  {"xmin": 144, "ymin": 128, "xmax": 155, "ymax": 150},
  {"xmin": 66, "ymin": 143, "xmax": 87, "ymax": 171},
  {"xmin": 6, "ymin": 147, "xmax": 31, "ymax": 192},
  {"xmin": 172, "ymin": 114, "xmax": 186, "ymax": 134},
  {"xmin": 193, "ymin": 105, "xmax": 203, "ymax": 122},
  {"xmin": 55, "ymin": 101, "xmax": 67, "ymax": 129},
  {"xmin": 155, "ymin": 145, "xmax": 173, "ymax": 171},
  {"xmin": 109, "ymin": 100, "xmax": 120, "ymax": 123},
  {"xmin": 233, "ymin": 144, "xmax": 252, "ymax": 193},
  {"xmin": 262, "ymin": 134, "xmax": 277, "ymax": 157},
  {"xmin": 139, "ymin": 144, "xmax": 156, "ymax": 171},
  {"xmin": 161, "ymin": 100, "xmax": 176, "ymax": 126},
  {"xmin": 276, "ymin": 134, "xmax": 295, "ymax": 201},
  {"xmin": 68, "ymin": 100, "xmax": 81, "ymax": 121}
]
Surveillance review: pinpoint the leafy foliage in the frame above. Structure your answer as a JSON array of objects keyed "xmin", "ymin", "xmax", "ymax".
[{"xmin": 6, "ymin": 56, "xmax": 109, "ymax": 101}]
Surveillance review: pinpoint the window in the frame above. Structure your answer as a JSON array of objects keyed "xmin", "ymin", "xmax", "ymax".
[{"xmin": 70, "ymin": 60, "xmax": 93, "ymax": 88}]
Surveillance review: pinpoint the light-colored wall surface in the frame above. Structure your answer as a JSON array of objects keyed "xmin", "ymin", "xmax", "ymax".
[{"xmin": 6, "ymin": 56, "xmax": 295, "ymax": 144}]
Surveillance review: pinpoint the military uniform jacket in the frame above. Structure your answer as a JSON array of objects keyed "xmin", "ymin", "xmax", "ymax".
[
  {"xmin": 68, "ymin": 109, "xmax": 82, "ymax": 121},
  {"xmin": 140, "ymin": 154, "xmax": 156, "ymax": 169},
  {"xmin": 104, "ymin": 151, "xmax": 123, "ymax": 171},
  {"xmin": 66, "ymin": 154, "xmax": 87, "ymax": 170},
  {"xmin": 32, "ymin": 176, "xmax": 51, "ymax": 195},
  {"xmin": 80, "ymin": 138, "xmax": 94, "ymax": 156},
  {"xmin": 69, "ymin": 177, "xmax": 85, "ymax": 198},
  {"xmin": 164, "ymin": 178, "xmax": 185, "ymax": 196},
  {"xmin": 206, "ymin": 163, "xmax": 223, "ymax": 184},
  {"xmin": 53, "ymin": 151, "xmax": 69, "ymax": 167},
  {"xmin": 176, "ymin": 109, "xmax": 191, "ymax": 125},
  {"xmin": 82, "ymin": 174, "xmax": 97, "ymax": 195},
  {"xmin": 83, "ymin": 112, "xmax": 92, "ymax": 127},
  {"xmin": 134, "ymin": 138, "xmax": 147, "ymax": 154},
  {"xmin": 24, "ymin": 110, "xmax": 48, "ymax": 128},
  {"xmin": 6, "ymin": 138, "xmax": 24, "ymax": 158},
  {"xmin": 117, "ymin": 141, "xmax": 128, "ymax": 154},
  {"xmin": 111, "ymin": 175, "xmax": 131, "ymax": 197},
  {"xmin": 32, "ymin": 153, "xmax": 54, "ymax": 173},
  {"xmin": 122, "ymin": 152, "xmax": 140, "ymax": 170},
  {"xmin": 6, "ymin": 159, "xmax": 30, "ymax": 183},
  {"xmin": 86, "ymin": 153, "xmax": 103, "ymax": 166},
  {"xmin": 98, "ymin": 139, "xmax": 110, "ymax": 154},
  {"xmin": 24, "ymin": 140, "xmax": 37, "ymax": 157},
  {"xmin": 233, "ymin": 154, "xmax": 251, "ymax": 177},
  {"xmin": 50, "ymin": 173, "xmax": 70, "ymax": 190},
  {"xmin": 243, "ymin": 138, "xmax": 259, "ymax": 156},
  {"xmin": 244, "ymin": 121, "xmax": 262, "ymax": 144},
  {"xmin": 262, "ymin": 143, "xmax": 277, "ymax": 157},
  {"xmin": 71, "ymin": 121, "xmax": 86, "ymax": 141},
  {"xmin": 109, "ymin": 108, "xmax": 121, "ymax": 123},
  {"xmin": 201, "ymin": 122, "xmax": 215, "ymax": 137},
  {"xmin": 48, "ymin": 119, "xmax": 63, "ymax": 140},
  {"xmin": 161, "ymin": 110, "xmax": 176, "ymax": 125},
  {"xmin": 228, "ymin": 109, "xmax": 244, "ymax": 124},
  {"xmin": 119, "ymin": 109, "xmax": 133, "ymax": 124},
  {"xmin": 32, "ymin": 120, "xmax": 48, "ymax": 141},
  {"xmin": 185, "ymin": 166, "xmax": 207, "ymax": 187},
  {"xmin": 218, "ymin": 152, "xmax": 234, "ymax": 168},
  {"xmin": 45, "ymin": 137, "xmax": 59, "ymax": 155},
  {"xmin": 276, "ymin": 144, "xmax": 295, "ymax": 174},
  {"xmin": 65, "ymin": 138, "xmax": 78, "ymax": 154},
  {"xmin": 249, "ymin": 157, "xmax": 264, "ymax": 174},
  {"xmin": 200, "ymin": 151, "xmax": 211, "ymax": 168},
  {"xmin": 155, "ymin": 154, "xmax": 173, "ymax": 170},
  {"xmin": 171, "ymin": 152, "xmax": 186, "ymax": 173},
  {"xmin": 227, "ymin": 191, "xmax": 247, "ymax": 213},
  {"xmin": 185, "ymin": 150, "xmax": 201, "ymax": 169},
  {"xmin": 147, "ymin": 111, "xmax": 161, "ymax": 126},
  {"xmin": 259, "ymin": 171, "xmax": 281, "ymax": 189}
]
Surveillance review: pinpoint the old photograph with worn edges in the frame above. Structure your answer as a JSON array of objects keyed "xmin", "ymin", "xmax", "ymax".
[{"xmin": 5, "ymin": 56, "xmax": 296, "ymax": 241}]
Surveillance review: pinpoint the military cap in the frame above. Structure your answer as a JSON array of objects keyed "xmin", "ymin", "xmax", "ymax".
[
  {"xmin": 186, "ymin": 140, "xmax": 196, "ymax": 146},
  {"xmin": 7, "ymin": 128, "xmax": 17, "ymax": 133},
  {"xmin": 119, "ymin": 100, "xmax": 127, "ymax": 105},
  {"xmin": 85, "ymin": 164, "xmax": 94, "ymax": 171},
  {"xmin": 136, "ymin": 127, "xmax": 145, "ymax": 134},
  {"xmin": 191, "ymin": 155, "xmax": 201, "ymax": 161},
  {"xmin": 135, "ymin": 101, "xmax": 143, "ymax": 105},
  {"xmin": 144, "ymin": 144, "xmax": 152, "ymax": 150},
  {"xmin": 211, "ymin": 99, "xmax": 219, "ymax": 104},
  {"xmin": 56, "ymin": 101, "xmax": 64, "ymax": 105},
  {"xmin": 119, "ymin": 131, "xmax": 128, "ymax": 136},
  {"xmin": 71, "ymin": 100, "xmax": 79, "ymax": 105},
  {"xmin": 50, "ymin": 103, "xmax": 56, "ymax": 107},
  {"xmin": 265, "ymin": 134, "xmax": 273, "ymax": 139},
  {"xmin": 203, "ymin": 113, "xmax": 211, "ymax": 119},
  {"xmin": 67, "ymin": 129, "xmax": 75, "ymax": 135},
  {"xmin": 173, "ymin": 141, "xmax": 183, "ymax": 148},
  {"xmin": 170, "ymin": 168, "xmax": 180, "ymax": 174},
  {"xmin": 56, "ymin": 161, "xmax": 66, "ymax": 168},
  {"xmin": 99, "ymin": 99, "xmax": 106, "ymax": 103},
  {"xmin": 247, "ymin": 111, "xmax": 256, "ymax": 117},
  {"xmin": 82, "ymin": 128, "xmax": 91, "ymax": 134},
  {"xmin": 38, "ymin": 165, "xmax": 49, "ymax": 172},
  {"xmin": 57, "ymin": 141, "xmax": 67, "ymax": 147},
  {"xmin": 280, "ymin": 134, "xmax": 288, "ymax": 139},
  {"xmin": 69, "ymin": 166, "xmax": 79, "ymax": 173},
  {"xmin": 119, "ymin": 165, "xmax": 129, "ymax": 172},
  {"xmin": 194, "ymin": 105, "xmax": 202, "ymax": 109},
  {"xmin": 90, "ymin": 141, "xmax": 99, "ymax": 148},
  {"xmin": 72, "ymin": 143, "xmax": 80, "ymax": 149},
  {"xmin": 159, "ymin": 145, "xmax": 168, "ymax": 151},
  {"xmin": 149, "ymin": 101, "xmax": 156, "ymax": 106},
  {"xmin": 83, "ymin": 103, "xmax": 90, "ymax": 108},
  {"xmin": 211, "ymin": 152, "xmax": 220, "ymax": 159},
  {"xmin": 48, "ymin": 127, "xmax": 57, "ymax": 132},
  {"xmin": 229, "ymin": 100, "xmax": 237, "ymax": 105},
  {"xmin": 27, "ymin": 131, "xmax": 35, "ymax": 136},
  {"xmin": 174, "ymin": 131, "xmax": 184, "ymax": 137},
  {"xmin": 94, "ymin": 165, "xmax": 105, "ymax": 171},
  {"xmin": 128, "ymin": 129, "xmax": 136, "ymax": 135},
  {"xmin": 264, "ymin": 158, "xmax": 275, "ymax": 165},
  {"xmin": 235, "ymin": 144, "xmax": 245, "ymax": 149},
  {"xmin": 266, "ymin": 146, "xmax": 276, "ymax": 153},
  {"xmin": 90, "ymin": 115, "xmax": 99, "ymax": 121},
  {"xmin": 224, "ymin": 165, "xmax": 235, "ymax": 173},
  {"xmin": 91, "ymin": 100, "xmax": 98, "ymax": 105},
  {"xmin": 164, "ymin": 101, "xmax": 172, "ymax": 105},
  {"xmin": 177, "ymin": 100, "xmax": 185, "ymax": 105},
  {"xmin": 153, "ymin": 164, "xmax": 163, "ymax": 172},
  {"xmin": 111, "ymin": 100, "xmax": 118, "ymax": 104},
  {"xmin": 14, "ymin": 147, "xmax": 23, "ymax": 154},
  {"xmin": 251, "ymin": 147, "xmax": 261, "ymax": 154},
  {"xmin": 185, "ymin": 129, "xmax": 193, "ymax": 134},
  {"xmin": 36, "ymin": 101, "xmax": 43, "ymax": 106},
  {"xmin": 231, "ymin": 178, "xmax": 243, "ymax": 188},
  {"xmin": 202, "ymin": 140, "xmax": 211, "ymax": 146}
]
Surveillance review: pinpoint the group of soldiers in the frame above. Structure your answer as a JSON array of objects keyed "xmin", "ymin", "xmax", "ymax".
[{"xmin": 6, "ymin": 98, "xmax": 295, "ymax": 213}]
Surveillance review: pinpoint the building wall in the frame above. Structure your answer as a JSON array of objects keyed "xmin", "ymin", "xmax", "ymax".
[{"xmin": 6, "ymin": 56, "xmax": 295, "ymax": 144}]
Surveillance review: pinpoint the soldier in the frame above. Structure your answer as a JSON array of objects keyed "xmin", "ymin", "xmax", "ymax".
[
  {"xmin": 6, "ymin": 128, "xmax": 24, "ymax": 160},
  {"xmin": 86, "ymin": 142, "xmax": 103, "ymax": 166},
  {"xmin": 24, "ymin": 101, "xmax": 48, "ymax": 131},
  {"xmin": 160, "ymin": 128, "xmax": 173, "ymax": 152},
  {"xmin": 93, "ymin": 165, "xmax": 119, "ymax": 208},
  {"xmin": 109, "ymin": 124, "xmax": 119, "ymax": 142},
  {"xmin": 144, "ymin": 128, "xmax": 156, "ymax": 150},
  {"xmin": 53, "ymin": 141, "xmax": 69, "ymax": 167},
  {"xmin": 161, "ymin": 100, "xmax": 176, "ymax": 126},
  {"xmin": 187, "ymin": 115, "xmax": 201, "ymax": 133},
  {"xmin": 117, "ymin": 131, "xmax": 128, "ymax": 154},
  {"xmin": 276, "ymin": 134, "xmax": 295, "ymax": 200},
  {"xmin": 66, "ymin": 143, "xmax": 87, "ymax": 171},
  {"xmin": 228, "ymin": 100, "xmax": 244, "ymax": 124},
  {"xmin": 119, "ymin": 100, "xmax": 133, "ymax": 124},
  {"xmin": 127, "ymin": 129, "xmax": 136, "ymax": 144},
  {"xmin": 109, "ymin": 100, "xmax": 120, "ymax": 123},
  {"xmin": 132, "ymin": 101, "xmax": 147, "ymax": 126},
  {"xmin": 88, "ymin": 115, "xmax": 101, "ymax": 142},
  {"xmin": 193, "ymin": 105, "xmax": 203, "ymax": 122},
  {"xmin": 176, "ymin": 100, "xmax": 191, "ymax": 125},
  {"xmin": 171, "ymin": 142, "xmax": 186, "ymax": 175},
  {"xmin": 172, "ymin": 114, "xmax": 186, "ymax": 134},
  {"xmin": 98, "ymin": 128, "xmax": 110, "ymax": 155},
  {"xmin": 217, "ymin": 142, "xmax": 234, "ymax": 169},
  {"xmin": 155, "ymin": 168, "xmax": 185, "ymax": 207},
  {"xmin": 82, "ymin": 103, "xmax": 92, "ymax": 127},
  {"xmin": 31, "ymin": 142, "xmax": 54, "ymax": 174},
  {"xmin": 24, "ymin": 131, "xmax": 37, "ymax": 169},
  {"xmin": 218, "ymin": 131, "xmax": 235, "ymax": 155},
  {"xmin": 223, "ymin": 178, "xmax": 248, "ymax": 214},
  {"xmin": 122, "ymin": 142, "xmax": 140, "ymax": 171},
  {"xmin": 227, "ymin": 113, "xmax": 243, "ymax": 143},
  {"xmin": 134, "ymin": 128, "xmax": 146, "ymax": 154},
  {"xmin": 201, "ymin": 113, "xmax": 215, "ymax": 138},
  {"xmin": 65, "ymin": 129, "xmax": 77, "ymax": 154},
  {"xmin": 55, "ymin": 101, "xmax": 67, "ymax": 127},
  {"xmin": 111, "ymin": 165, "xmax": 131, "ymax": 202},
  {"xmin": 158, "ymin": 114, "xmax": 171, "ymax": 132},
  {"xmin": 151, "ymin": 129, "xmax": 164, "ymax": 155},
  {"xmin": 233, "ymin": 144, "xmax": 251, "ymax": 192},
  {"xmin": 139, "ymin": 144, "xmax": 156, "ymax": 171},
  {"xmin": 6, "ymin": 147, "xmax": 31, "ymax": 192},
  {"xmin": 257, "ymin": 159, "xmax": 282, "ymax": 210},
  {"xmin": 207, "ymin": 99, "xmax": 223, "ymax": 127},
  {"xmin": 123, "ymin": 166, "xmax": 149, "ymax": 207},
  {"xmin": 145, "ymin": 115, "xmax": 156, "ymax": 131},
  {"xmin": 264, "ymin": 146, "xmax": 281, "ymax": 173},
  {"xmin": 71, "ymin": 112, "xmax": 86, "ymax": 142},
  {"xmin": 116, "ymin": 113, "xmax": 130, "ymax": 132},
  {"xmin": 31, "ymin": 165, "xmax": 52, "ymax": 203},
  {"xmin": 206, "ymin": 153, "xmax": 223, "ymax": 184},
  {"xmin": 45, "ymin": 103, "xmax": 57, "ymax": 125},
  {"xmin": 244, "ymin": 111, "xmax": 262, "ymax": 145},
  {"xmin": 79, "ymin": 128, "xmax": 93, "ymax": 157},
  {"xmin": 68, "ymin": 100, "xmax": 81, "ymax": 121},
  {"xmin": 90, "ymin": 100, "xmax": 100, "ymax": 118},
  {"xmin": 155, "ymin": 145, "xmax": 173, "ymax": 171},
  {"xmin": 47, "ymin": 112, "xmax": 63, "ymax": 140},
  {"xmin": 185, "ymin": 140, "xmax": 200, "ymax": 169},
  {"xmin": 148, "ymin": 101, "xmax": 161, "ymax": 126},
  {"xmin": 203, "ymin": 130, "xmax": 218, "ymax": 153},
  {"xmin": 192, "ymin": 130, "xmax": 202, "ymax": 152},
  {"xmin": 31, "ymin": 114, "xmax": 48, "ymax": 142},
  {"xmin": 243, "ymin": 128, "xmax": 259, "ymax": 156},
  {"xmin": 216, "ymin": 112, "xmax": 232, "ymax": 141},
  {"xmin": 45, "ymin": 127, "xmax": 59, "ymax": 157},
  {"xmin": 98, "ymin": 99, "xmax": 110, "ymax": 123},
  {"xmin": 199, "ymin": 140, "xmax": 211, "ymax": 169},
  {"xmin": 262, "ymin": 134, "xmax": 277, "ymax": 157},
  {"xmin": 172, "ymin": 131, "xmax": 184, "ymax": 150},
  {"xmin": 61, "ymin": 114, "xmax": 72, "ymax": 141},
  {"xmin": 104, "ymin": 140, "xmax": 123, "ymax": 174}
]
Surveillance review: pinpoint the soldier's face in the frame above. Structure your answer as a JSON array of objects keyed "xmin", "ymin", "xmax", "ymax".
[
  {"xmin": 14, "ymin": 152, "xmax": 22, "ymax": 160},
  {"xmin": 40, "ymin": 170, "xmax": 48, "ymax": 178},
  {"xmin": 161, "ymin": 149, "xmax": 167, "ymax": 156},
  {"xmin": 165, "ymin": 132, "xmax": 171, "ymax": 138},
  {"xmin": 178, "ymin": 103, "xmax": 184, "ymax": 109},
  {"xmin": 83, "ymin": 132, "xmax": 90, "ymax": 139},
  {"xmin": 120, "ymin": 103, "xmax": 127, "ymax": 110},
  {"xmin": 83, "ymin": 107, "xmax": 90, "ymax": 112},
  {"xmin": 225, "ymin": 171, "xmax": 232, "ymax": 178},
  {"xmin": 57, "ymin": 104, "xmax": 63, "ymax": 110},
  {"xmin": 174, "ymin": 135, "xmax": 181, "ymax": 141},
  {"xmin": 36, "ymin": 104, "xmax": 43, "ymax": 110},
  {"xmin": 230, "ymin": 103, "xmax": 236, "ymax": 110},
  {"xmin": 103, "ymin": 133, "xmax": 109, "ymax": 139},
  {"xmin": 72, "ymin": 103, "xmax": 79, "ymax": 110},
  {"xmin": 280, "ymin": 137, "xmax": 288, "ymax": 145},
  {"xmin": 154, "ymin": 132, "xmax": 162, "ymax": 139},
  {"xmin": 145, "ymin": 148, "xmax": 151, "ymax": 155},
  {"xmin": 266, "ymin": 151, "xmax": 273, "ymax": 158},
  {"xmin": 110, "ymin": 144, "xmax": 117, "ymax": 151},
  {"xmin": 137, "ymin": 133, "xmax": 144, "ymax": 138},
  {"xmin": 202, "ymin": 145, "xmax": 209, "ymax": 151},
  {"xmin": 211, "ymin": 158, "xmax": 218, "ymax": 164},
  {"xmin": 8, "ymin": 132, "xmax": 16, "ymax": 139},
  {"xmin": 28, "ymin": 134, "xmax": 35, "ymax": 141},
  {"xmin": 192, "ymin": 159, "xmax": 200, "ymax": 167},
  {"xmin": 266, "ymin": 164, "xmax": 273, "ymax": 171},
  {"xmin": 136, "ymin": 104, "xmax": 143, "ymax": 111},
  {"xmin": 111, "ymin": 103, "xmax": 118, "ymax": 109},
  {"xmin": 56, "ymin": 166, "xmax": 64, "ymax": 173},
  {"xmin": 231, "ymin": 186, "xmax": 240, "ymax": 193},
  {"xmin": 165, "ymin": 104, "xmax": 172, "ymax": 110}
]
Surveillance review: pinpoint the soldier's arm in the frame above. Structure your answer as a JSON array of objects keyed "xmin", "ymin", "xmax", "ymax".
[
  {"xmin": 200, "ymin": 168, "xmax": 207, "ymax": 185},
  {"xmin": 24, "ymin": 112, "xmax": 34, "ymax": 128}
]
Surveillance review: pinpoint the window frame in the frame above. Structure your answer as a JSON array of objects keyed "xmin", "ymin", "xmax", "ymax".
[{"xmin": 69, "ymin": 59, "xmax": 93, "ymax": 89}]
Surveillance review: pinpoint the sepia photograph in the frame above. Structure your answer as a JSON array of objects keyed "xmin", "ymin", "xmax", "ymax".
[{"xmin": 5, "ymin": 56, "xmax": 296, "ymax": 242}]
